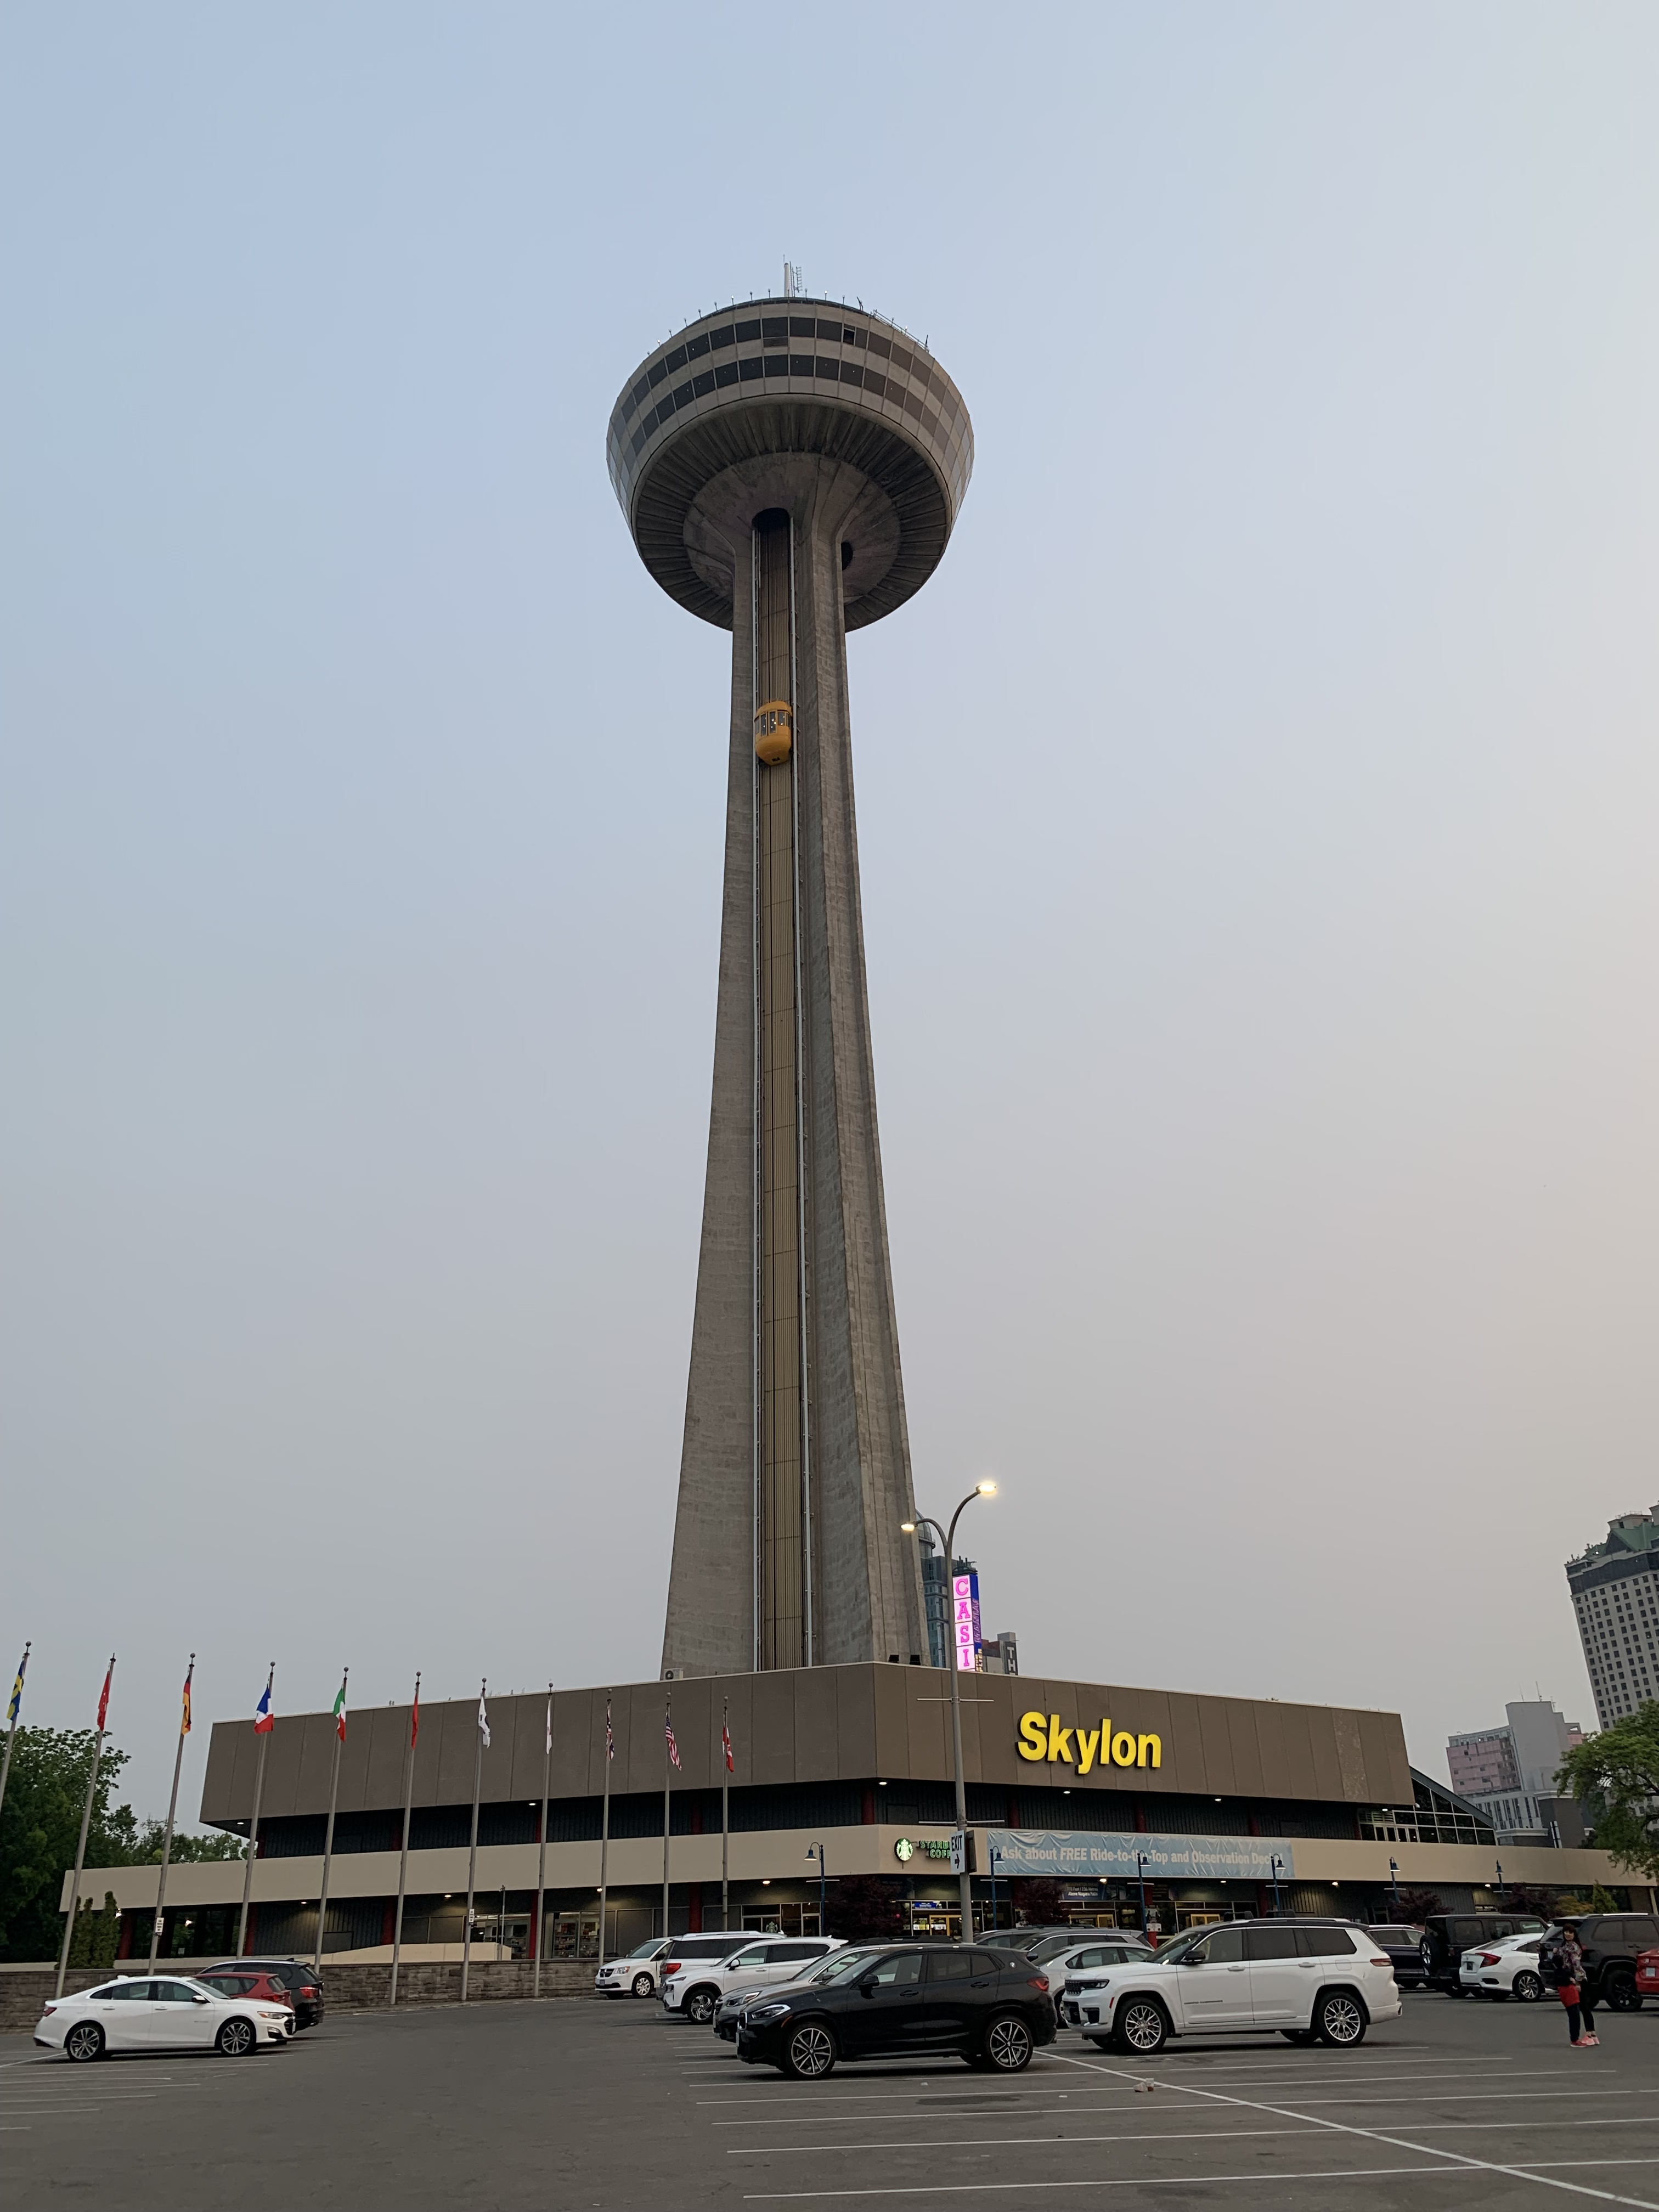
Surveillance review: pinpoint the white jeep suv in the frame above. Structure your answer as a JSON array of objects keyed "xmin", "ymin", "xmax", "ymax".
[
  {"xmin": 1069, "ymin": 1918, "xmax": 1399, "ymax": 2052},
  {"xmin": 658, "ymin": 1934, "xmax": 763, "ymax": 2023}
]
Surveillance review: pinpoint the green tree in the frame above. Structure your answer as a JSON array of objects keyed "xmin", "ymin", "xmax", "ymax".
[
  {"xmin": 831, "ymin": 1876, "xmax": 907, "ymax": 1943},
  {"xmin": 1555, "ymin": 1706, "xmax": 1659, "ymax": 1880},
  {"xmin": 133, "ymin": 1823, "xmax": 246, "ymax": 1864},
  {"xmin": 0, "ymin": 1729, "xmax": 131, "ymax": 1963}
]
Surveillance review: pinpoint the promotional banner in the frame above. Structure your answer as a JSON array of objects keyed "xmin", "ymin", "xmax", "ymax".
[
  {"xmin": 952, "ymin": 1571, "xmax": 982, "ymax": 1671},
  {"xmin": 985, "ymin": 1830, "xmax": 1294, "ymax": 1883}
]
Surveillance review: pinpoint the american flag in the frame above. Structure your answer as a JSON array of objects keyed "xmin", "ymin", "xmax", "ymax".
[
  {"xmin": 665, "ymin": 1705, "xmax": 681, "ymax": 1771},
  {"xmin": 605, "ymin": 1697, "xmax": 614, "ymax": 1762}
]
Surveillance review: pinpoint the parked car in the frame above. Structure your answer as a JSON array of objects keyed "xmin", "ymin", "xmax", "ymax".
[
  {"xmin": 657, "ymin": 1933, "xmax": 759, "ymax": 2023},
  {"xmin": 192, "ymin": 1968, "xmax": 297, "ymax": 2014},
  {"xmin": 1635, "ymin": 1948, "xmax": 1659, "ymax": 2004},
  {"xmin": 1365, "ymin": 1926, "xmax": 1427, "ymax": 1988},
  {"xmin": 1042, "ymin": 1936, "xmax": 1155, "ymax": 2018},
  {"xmin": 1070, "ymin": 1918, "xmax": 1400, "ymax": 2053},
  {"xmin": 733, "ymin": 1943, "xmax": 1056, "ymax": 2078},
  {"xmin": 1419, "ymin": 1914, "xmax": 1547, "ymax": 1994},
  {"xmin": 35, "ymin": 1974, "xmax": 292, "ymax": 2061},
  {"xmin": 1458, "ymin": 1932, "xmax": 1548, "ymax": 2002},
  {"xmin": 685, "ymin": 1936, "xmax": 847, "ymax": 2028},
  {"xmin": 716, "ymin": 1949, "xmax": 878, "ymax": 2041},
  {"xmin": 595, "ymin": 1938, "xmax": 672, "ymax": 1999},
  {"xmin": 202, "ymin": 1957, "xmax": 324, "ymax": 2029},
  {"xmin": 1550, "ymin": 1912, "xmax": 1659, "ymax": 2011}
]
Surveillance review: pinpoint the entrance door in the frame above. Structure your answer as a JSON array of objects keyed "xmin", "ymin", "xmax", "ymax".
[{"xmin": 1170, "ymin": 1926, "xmax": 1251, "ymax": 2031}]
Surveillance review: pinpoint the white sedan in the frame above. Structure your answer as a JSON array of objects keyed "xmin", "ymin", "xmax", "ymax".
[
  {"xmin": 35, "ymin": 1974, "xmax": 294, "ymax": 2061},
  {"xmin": 1459, "ymin": 1932, "xmax": 1549, "ymax": 2003}
]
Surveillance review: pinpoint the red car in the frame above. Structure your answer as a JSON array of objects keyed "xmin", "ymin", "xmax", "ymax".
[
  {"xmin": 191, "ymin": 1969, "xmax": 295, "ymax": 2027},
  {"xmin": 1635, "ymin": 1949, "xmax": 1659, "ymax": 2001},
  {"xmin": 204, "ymin": 1959, "xmax": 324, "ymax": 2030}
]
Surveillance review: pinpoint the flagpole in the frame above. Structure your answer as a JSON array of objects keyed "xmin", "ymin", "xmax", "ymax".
[
  {"xmin": 721, "ymin": 1695, "xmax": 730, "ymax": 1932},
  {"xmin": 56, "ymin": 1655, "xmax": 115, "ymax": 1999},
  {"xmin": 461, "ymin": 1678, "xmax": 485, "ymax": 2004},
  {"xmin": 390, "ymin": 1669, "xmax": 419, "ymax": 2008},
  {"xmin": 596, "ymin": 1691, "xmax": 612, "ymax": 1969},
  {"xmin": 148, "ymin": 1655, "xmax": 194, "ymax": 1969},
  {"xmin": 0, "ymin": 1640, "xmax": 30, "ymax": 1820},
  {"xmin": 237, "ymin": 1662, "xmax": 275, "ymax": 1959},
  {"xmin": 534, "ymin": 1684, "xmax": 552, "ymax": 1999},
  {"xmin": 313, "ymin": 1666, "xmax": 348, "ymax": 1970},
  {"xmin": 662, "ymin": 1692, "xmax": 672, "ymax": 1943}
]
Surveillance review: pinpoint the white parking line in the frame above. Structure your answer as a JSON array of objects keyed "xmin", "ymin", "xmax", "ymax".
[
  {"xmin": 741, "ymin": 2163, "xmax": 1498, "ymax": 2198},
  {"xmin": 1042, "ymin": 2047, "xmax": 1659, "ymax": 2209},
  {"xmin": 728, "ymin": 2113, "xmax": 1659, "ymax": 2156},
  {"xmin": 699, "ymin": 2063, "xmax": 1561, "ymax": 2109}
]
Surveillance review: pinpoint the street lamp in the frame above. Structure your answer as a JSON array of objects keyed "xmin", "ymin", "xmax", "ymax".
[
  {"xmin": 989, "ymin": 1841, "xmax": 1003, "ymax": 1936},
  {"xmin": 1269, "ymin": 1854, "xmax": 1286, "ymax": 1918},
  {"xmin": 902, "ymin": 1482, "xmax": 996, "ymax": 1936},
  {"xmin": 1135, "ymin": 1850, "xmax": 1150, "ymax": 1939},
  {"xmin": 1389, "ymin": 1858, "xmax": 1401, "ymax": 1914},
  {"xmin": 1494, "ymin": 1856, "xmax": 1504, "ymax": 1907},
  {"xmin": 806, "ymin": 1843, "xmax": 828, "ymax": 1937}
]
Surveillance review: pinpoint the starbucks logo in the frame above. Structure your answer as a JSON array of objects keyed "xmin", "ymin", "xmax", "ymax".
[{"xmin": 894, "ymin": 1837, "xmax": 915, "ymax": 1863}]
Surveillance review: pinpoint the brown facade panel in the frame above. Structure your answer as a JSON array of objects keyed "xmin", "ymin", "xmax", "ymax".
[{"xmin": 195, "ymin": 1665, "xmax": 1413, "ymax": 1822}]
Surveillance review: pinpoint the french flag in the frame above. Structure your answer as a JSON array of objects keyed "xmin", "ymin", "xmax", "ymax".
[{"xmin": 253, "ymin": 1678, "xmax": 274, "ymax": 1734}]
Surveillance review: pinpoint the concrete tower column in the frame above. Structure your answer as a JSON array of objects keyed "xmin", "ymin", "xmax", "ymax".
[{"xmin": 605, "ymin": 296, "xmax": 974, "ymax": 1677}]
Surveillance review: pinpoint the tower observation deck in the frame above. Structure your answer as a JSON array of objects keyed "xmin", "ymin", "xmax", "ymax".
[{"xmin": 607, "ymin": 294, "xmax": 973, "ymax": 1678}]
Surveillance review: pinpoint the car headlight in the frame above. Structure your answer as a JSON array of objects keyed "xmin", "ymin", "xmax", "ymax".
[
  {"xmin": 748, "ymin": 2001, "xmax": 791, "ymax": 2023},
  {"xmin": 258, "ymin": 2009, "xmax": 287, "ymax": 2019}
]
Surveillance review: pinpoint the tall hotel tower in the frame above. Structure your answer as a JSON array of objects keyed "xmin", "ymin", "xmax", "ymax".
[{"xmin": 606, "ymin": 287, "xmax": 973, "ymax": 1678}]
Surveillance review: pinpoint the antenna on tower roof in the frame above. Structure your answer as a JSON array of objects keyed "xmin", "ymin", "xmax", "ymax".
[{"xmin": 783, "ymin": 259, "xmax": 802, "ymax": 298}]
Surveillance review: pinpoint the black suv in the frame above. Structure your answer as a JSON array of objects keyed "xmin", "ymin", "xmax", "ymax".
[
  {"xmin": 1419, "ymin": 1915, "xmax": 1547, "ymax": 1994},
  {"xmin": 734, "ymin": 1943, "xmax": 1056, "ymax": 2079},
  {"xmin": 1555, "ymin": 1912, "xmax": 1659, "ymax": 2011},
  {"xmin": 1366, "ymin": 1926, "xmax": 1427, "ymax": 1988},
  {"xmin": 205, "ymin": 1958, "xmax": 325, "ymax": 2029}
]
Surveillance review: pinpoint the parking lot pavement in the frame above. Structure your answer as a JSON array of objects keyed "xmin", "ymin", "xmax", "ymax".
[{"xmin": 7, "ymin": 1989, "xmax": 1659, "ymax": 2211}]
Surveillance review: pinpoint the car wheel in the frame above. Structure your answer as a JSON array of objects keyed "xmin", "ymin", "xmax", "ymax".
[
  {"xmin": 782, "ymin": 2020, "xmax": 837, "ymax": 2079},
  {"xmin": 64, "ymin": 2022, "xmax": 104, "ymax": 2064},
  {"xmin": 1512, "ymin": 1972, "xmax": 1543, "ymax": 2004},
  {"xmin": 982, "ymin": 2014, "xmax": 1035, "ymax": 2073},
  {"xmin": 215, "ymin": 2018, "xmax": 256, "ymax": 2057},
  {"xmin": 631, "ymin": 1973, "xmax": 654, "ymax": 1999},
  {"xmin": 685, "ymin": 1988, "xmax": 718, "ymax": 2027},
  {"xmin": 1606, "ymin": 1970, "xmax": 1641, "ymax": 2012},
  {"xmin": 1113, "ymin": 1997, "xmax": 1169, "ymax": 2056},
  {"xmin": 1280, "ymin": 2029, "xmax": 1317, "ymax": 2045},
  {"xmin": 1314, "ymin": 1991, "xmax": 1367, "ymax": 2048}
]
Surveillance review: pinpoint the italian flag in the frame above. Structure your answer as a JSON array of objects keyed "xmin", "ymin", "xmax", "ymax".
[{"xmin": 332, "ymin": 1680, "xmax": 347, "ymax": 1743}]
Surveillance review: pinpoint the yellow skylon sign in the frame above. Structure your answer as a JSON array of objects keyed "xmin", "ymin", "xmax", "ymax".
[
  {"xmin": 754, "ymin": 701, "xmax": 793, "ymax": 764},
  {"xmin": 1017, "ymin": 1712, "xmax": 1161, "ymax": 1773}
]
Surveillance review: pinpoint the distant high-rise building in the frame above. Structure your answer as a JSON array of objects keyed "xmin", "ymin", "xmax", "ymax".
[
  {"xmin": 1567, "ymin": 1504, "xmax": 1659, "ymax": 1725},
  {"xmin": 1447, "ymin": 1700, "xmax": 1584, "ymax": 1839}
]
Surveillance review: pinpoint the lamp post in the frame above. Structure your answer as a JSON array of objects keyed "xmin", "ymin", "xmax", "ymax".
[
  {"xmin": 902, "ymin": 1483, "xmax": 996, "ymax": 1936},
  {"xmin": 1494, "ymin": 1856, "xmax": 1504, "ymax": 1907},
  {"xmin": 1135, "ymin": 1851, "xmax": 1150, "ymax": 1939},
  {"xmin": 806, "ymin": 1843, "xmax": 828, "ymax": 1937},
  {"xmin": 1389, "ymin": 1857, "xmax": 1401, "ymax": 1914},
  {"xmin": 989, "ymin": 1842, "xmax": 1002, "ymax": 1937},
  {"xmin": 1269, "ymin": 1854, "xmax": 1286, "ymax": 1918}
]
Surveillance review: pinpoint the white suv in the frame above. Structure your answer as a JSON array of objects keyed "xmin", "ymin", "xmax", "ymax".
[
  {"xmin": 1069, "ymin": 1919, "xmax": 1399, "ymax": 2052},
  {"xmin": 595, "ymin": 1938, "xmax": 672, "ymax": 1999},
  {"xmin": 679, "ymin": 1936, "xmax": 848, "ymax": 2028},
  {"xmin": 658, "ymin": 1934, "xmax": 761, "ymax": 2024}
]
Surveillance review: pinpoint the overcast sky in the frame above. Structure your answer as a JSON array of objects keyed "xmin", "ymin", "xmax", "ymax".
[{"xmin": 4, "ymin": 4, "xmax": 1655, "ymax": 1825}]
